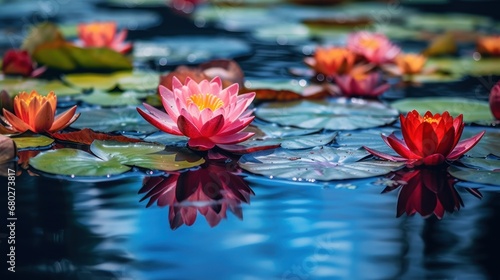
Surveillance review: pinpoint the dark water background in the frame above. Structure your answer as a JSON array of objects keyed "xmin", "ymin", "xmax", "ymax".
[{"xmin": 1, "ymin": 1, "xmax": 500, "ymax": 279}]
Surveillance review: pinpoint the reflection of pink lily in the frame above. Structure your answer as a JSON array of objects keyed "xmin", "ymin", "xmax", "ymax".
[
  {"xmin": 139, "ymin": 160, "xmax": 254, "ymax": 229},
  {"xmin": 382, "ymin": 168, "xmax": 482, "ymax": 219}
]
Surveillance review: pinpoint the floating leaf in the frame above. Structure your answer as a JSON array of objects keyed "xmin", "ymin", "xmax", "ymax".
[
  {"xmin": 239, "ymin": 147, "xmax": 404, "ymax": 181},
  {"xmin": 459, "ymin": 157, "xmax": 500, "ymax": 171},
  {"xmin": 256, "ymin": 98, "xmax": 398, "ymax": 130},
  {"xmin": 52, "ymin": 129, "xmax": 143, "ymax": 145},
  {"xmin": 422, "ymin": 32, "xmax": 457, "ymax": 56},
  {"xmin": 467, "ymin": 58, "xmax": 500, "ymax": 77},
  {"xmin": 335, "ymin": 128, "xmax": 397, "ymax": 153},
  {"xmin": 133, "ymin": 37, "xmax": 252, "ymax": 64},
  {"xmin": 63, "ymin": 71, "xmax": 160, "ymax": 91},
  {"xmin": 391, "ymin": 97, "xmax": 494, "ymax": 123},
  {"xmin": 12, "ymin": 135, "xmax": 54, "ymax": 149},
  {"xmin": 32, "ymin": 41, "xmax": 132, "ymax": 72},
  {"xmin": 400, "ymin": 72, "xmax": 463, "ymax": 83},
  {"xmin": 141, "ymin": 131, "xmax": 188, "ymax": 146},
  {"xmin": 30, "ymin": 148, "xmax": 131, "ymax": 177},
  {"xmin": 72, "ymin": 107, "xmax": 158, "ymax": 133},
  {"xmin": 29, "ymin": 141, "xmax": 205, "ymax": 178},
  {"xmin": 75, "ymin": 90, "xmax": 148, "ymax": 107},
  {"xmin": 218, "ymin": 123, "xmax": 335, "ymax": 154},
  {"xmin": 242, "ymin": 79, "xmax": 330, "ymax": 101},
  {"xmin": 406, "ymin": 13, "xmax": 493, "ymax": 32},
  {"xmin": 89, "ymin": 140, "xmax": 204, "ymax": 171},
  {"xmin": 448, "ymin": 165, "xmax": 500, "ymax": 186},
  {"xmin": 465, "ymin": 129, "xmax": 500, "ymax": 157},
  {"xmin": 0, "ymin": 78, "xmax": 81, "ymax": 97}
]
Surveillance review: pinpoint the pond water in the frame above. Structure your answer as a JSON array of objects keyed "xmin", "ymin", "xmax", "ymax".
[{"xmin": 1, "ymin": 1, "xmax": 500, "ymax": 280}]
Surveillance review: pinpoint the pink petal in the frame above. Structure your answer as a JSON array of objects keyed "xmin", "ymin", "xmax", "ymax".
[
  {"xmin": 200, "ymin": 114, "xmax": 225, "ymax": 137},
  {"xmin": 177, "ymin": 115, "xmax": 202, "ymax": 138},
  {"xmin": 447, "ymin": 131, "xmax": 486, "ymax": 160},
  {"xmin": 137, "ymin": 107, "xmax": 182, "ymax": 135},
  {"xmin": 218, "ymin": 116, "xmax": 254, "ymax": 136},
  {"xmin": 187, "ymin": 137, "xmax": 216, "ymax": 150},
  {"xmin": 211, "ymin": 132, "xmax": 254, "ymax": 145}
]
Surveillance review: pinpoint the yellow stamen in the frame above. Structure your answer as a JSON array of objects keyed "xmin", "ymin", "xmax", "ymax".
[
  {"xmin": 187, "ymin": 93, "xmax": 224, "ymax": 111},
  {"xmin": 423, "ymin": 116, "xmax": 440, "ymax": 124}
]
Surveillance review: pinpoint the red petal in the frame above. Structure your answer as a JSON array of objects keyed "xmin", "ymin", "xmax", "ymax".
[
  {"xmin": 422, "ymin": 154, "xmax": 446, "ymax": 166},
  {"xmin": 200, "ymin": 114, "xmax": 224, "ymax": 137},
  {"xmin": 137, "ymin": 107, "xmax": 183, "ymax": 135},
  {"xmin": 385, "ymin": 134, "xmax": 421, "ymax": 159},
  {"xmin": 447, "ymin": 131, "xmax": 486, "ymax": 160},
  {"xmin": 177, "ymin": 115, "xmax": 202, "ymax": 138},
  {"xmin": 362, "ymin": 145, "xmax": 407, "ymax": 162}
]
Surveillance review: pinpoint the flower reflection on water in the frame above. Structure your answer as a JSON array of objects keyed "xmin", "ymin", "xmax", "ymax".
[
  {"xmin": 381, "ymin": 168, "xmax": 483, "ymax": 219},
  {"xmin": 139, "ymin": 157, "xmax": 254, "ymax": 229}
]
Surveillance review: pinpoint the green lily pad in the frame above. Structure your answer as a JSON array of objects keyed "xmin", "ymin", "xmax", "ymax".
[
  {"xmin": 90, "ymin": 140, "xmax": 204, "ymax": 171},
  {"xmin": 467, "ymin": 58, "xmax": 500, "ymax": 77},
  {"xmin": 141, "ymin": 131, "xmax": 188, "ymax": 146},
  {"xmin": 30, "ymin": 148, "xmax": 130, "ymax": 177},
  {"xmin": 391, "ymin": 97, "xmax": 494, "ymax": 123},
  {"xmin": 336, "ymin": 128, "xmax": 397, "ymax": 154},
  {"xmin": 244, "ymin": 79, "xmax": 309, "ymax": 93},
  {"xmin": 401, "ymin": 72, "xmax": 463, "ymax": 83},
  {"xmin": 238, "ymin": 147, "xmax": 404, "ymax": 181},
  {"xmin": 256, "ymin": 98, "xmax": 399, "ymax": 130},
  {"xmin": 406, "ymin": 13, "xmax": 493, "ymax": 31},
  {"xmin": 459, "ymin": 157, "xmax": 500, "ymax": 171},
  {"xmin": 464, "ymin": 129, "xmax": 500, "ymax": 157},
  {"xmin": 0, "ymin": 78, "xmax": 82, "ymax": 97},
  {"xmin": 75, "ymin": 90, "xmax": 149, "ymax": 107},
  {"xmin": 29, "ymin": 141, "xmax": 205, "ymax": 178},
  {"xmin": 32, "ymin": 41, "xmax": 132, "ymax": 72},
  {"xmin": 448, "ymin": 165, "xmax": 500, "ymax": 186},
  {"xmin": 133, "ymin": 37, "xmax": 252, "ymax": 64},
  {"xmin": 72, "ymin": 107, "xmax": 158, "ymax": 133},
  {"xmin": 251, "ymin": 23, "xmax": 311, "ymax": 44},
  {"xmin": 12, "ymin": 135, "xmax": 54, "ymax": 149},
  {"xmin": 63, "ymin": 71, "xmax": 160, "ymax": 91}
]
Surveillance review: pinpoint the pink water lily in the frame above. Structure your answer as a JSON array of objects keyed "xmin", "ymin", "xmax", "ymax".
[
  {"xmin": 364, "ymin": 110, "xmax": 485, "ymax": 167},
  {"xmin": 490, "ymin": 81, "xmax": 500, "ymax": 120},
  {"xmin": 137, "ymin": 76, "xmax": 256, "ymax": 150},
  {"xmin": 333, "ymin": 72, "xmax": 389, "ymax": 98},
  {"xmin": 347, "ymin": 31, "xmax": 401, "ymax": 65}
]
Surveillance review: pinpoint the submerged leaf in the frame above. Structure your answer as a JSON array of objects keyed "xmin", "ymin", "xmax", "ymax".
[{"xmin": 239, "ymin": 147, "xmax": 404, "ymax": 181}]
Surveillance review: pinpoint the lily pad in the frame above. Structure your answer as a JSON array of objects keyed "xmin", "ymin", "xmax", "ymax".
[
  {"xmin": 448, "ymin": 165, "xmax": 500, "ymax": 186},
  {"xmin": 335, "ymin": 128, "xmax": 397, "ymax": 154},
  {"xmin": 458, "ymin": 157, "xmax": 500, "ymax": 171},
  {"xmin": 467, "ymin": 58, "xmax": 500, "ymax": 77},
  {"xmin": 75, "ymin": 90, "xmax": 149, "ymax": 107},
  {"xmin": 12, "ymin": 135, "xmax": 54, "ymax": 149},
  {"xmin": 133, "ymin": 37, "xmax": 252, "ymax": 65},
  {"xmin": 391, "ymin": 97, "xmax": 494, "ymax": 123},
  {"xmin": 0, "ymin": 78, "xmax": 82, "ymax": 97},
  {"xmin": 72, "ymin": 107, "xmax": 158, "ymax": 133},
  {"xmin": 406, "ymin": 13, "xmax": 493, "ymax": 31},
  {"xmin": 251, "ymin": 23, "xmax": 311, "ymax": 44},
  {"xmin": 238, "ymin": 147, "xmax": 404, "ymax": 181},
  {"xmin": 464, "ymin": 129, "xmax": 500, "ymax": 157},
  {"xmin": 63, "ymin": 71, "xmax": 160, "ymax": 91},
  {"xmin": 141, "ymin": 131, "xmax": 188, "ymax": 146},
  {"xmin": 256, "ymin": 98, "xmax": 399, "ymax": 130},
  {"xmin": 30, "ymin": 148, "xmax": 130, "ymax": 177},
  {"xmin": 29, "ymin": 141, "xmax": 205, "ymax": 178},
  {"xmin": 401, "ymin": 72, "xmax": 463, "ymax": 83},
  {"xmin": 32, "ymin": 41, "xmax": 133, "ymax": 72}
]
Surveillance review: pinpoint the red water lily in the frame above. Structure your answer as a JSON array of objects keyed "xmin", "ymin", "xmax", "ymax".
[
  {"xmin": 382, "ymin": 168, "xmax": 482, "ymax": 219},
  {"xmin": 138, "ymin": 76, "xmax": 255, "ymax": 151},
  {"xmin": 490, "ymin": 81, "xmax": 500, "ymax": 120},
  {"xmin": 364, "ymin": 110, "xmax": 485, "ymax": 167},
  {"xmin": 1, "ymin": 49, "xmax": 45, "ymax": 77},
  {"xmin": 139, "ymin": 160, "xmax": 254, "ymax": 229},
  {"xmin": 77, "ymin": 22, "xmax": 132, "ymax": 54},
  {"xmin": 0, "ymin": 91, "xmax": 79, "ymax": 134}
]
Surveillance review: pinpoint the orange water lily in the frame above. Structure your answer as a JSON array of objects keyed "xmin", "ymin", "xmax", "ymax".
[
  {"xmin": 77, "ymin": 22, "xmax": 132, "ymax": 54},
  {"xmin": 476, "ymin": 35, "xmax": 500, "ymax": 56},
  {"xmin": 364, "ymin": 110, "xmax": 485, "ymax": 167},
  {"xmin": 394, "ymin": 53, "xmax": 427, "ymax": 75},
  {"xmin": 0, "ymin": 91, "xmax": 79, "ymax": 134},
  {"xmin": 304, "ymin": 47, "xmax": 356, "ymax": 77}
]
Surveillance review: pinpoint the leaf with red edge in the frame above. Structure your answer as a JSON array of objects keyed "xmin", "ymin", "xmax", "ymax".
[
  {"xmin": 241, "ymin": 79, "xmax": 331, "ymax": 101},
  {"xmin": 52, "ymin": 128, "xmax": 143, "ymax": 145}
]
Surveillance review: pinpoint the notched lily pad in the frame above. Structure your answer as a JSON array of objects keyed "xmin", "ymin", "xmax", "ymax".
[
  {"xmin": 256, "ymin": 98, "xmax": 399, "ymax": 130},
  {"xmin": 75, "ymin": 90, "xmax": 149, "ymax": 107},
  {"xmin": 12, "ymin": 135, "xmax": 54, "ymax": 149},
  {"xmin": 238, "ymin": 147, "xmax": 404, "ymax": 181},
  {"xmin": 391, "ymin": 97, "xmax": 494, "ymax": 123},
  {"xmin": 63, "ymin": 71, "xmax": 160, "ymax": 91},
  {"xmin": 464, "ymin": 129, "xmax": 500, "ymax": 157}
]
